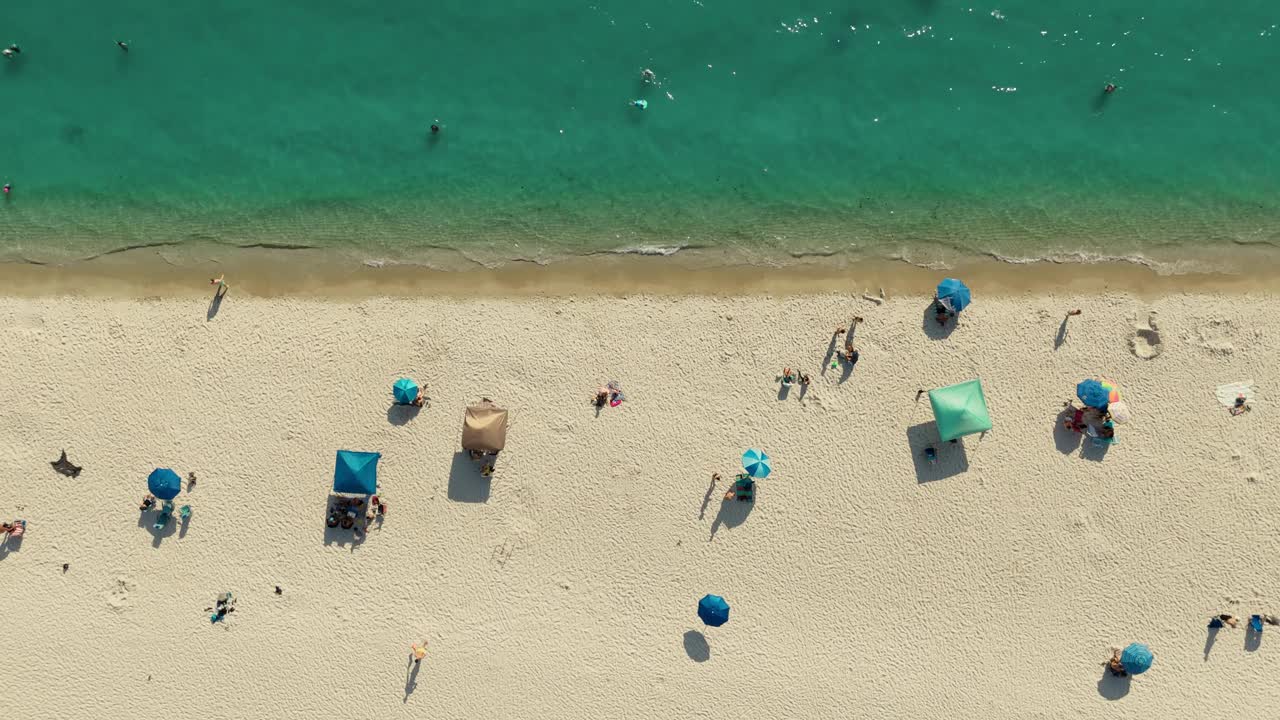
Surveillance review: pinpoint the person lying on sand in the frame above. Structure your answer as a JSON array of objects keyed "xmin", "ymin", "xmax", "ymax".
[{"xmin": 139, "ymin": 494, "xmax": 156, "ymax": 512}]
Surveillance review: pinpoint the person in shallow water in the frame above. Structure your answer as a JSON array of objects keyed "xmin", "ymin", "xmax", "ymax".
[
  {"xmin": 1104, "ymin": 83, "xmax": 1116, "ymax": 94},
  {"xmin": 117, "ymin": 40, "xmax": 129, "ymax": 52}
]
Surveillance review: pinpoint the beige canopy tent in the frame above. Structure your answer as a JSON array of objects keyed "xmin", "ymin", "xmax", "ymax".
[{"xmin": 462, "ymin": 400, "xmax": 508, "ymax": 453}]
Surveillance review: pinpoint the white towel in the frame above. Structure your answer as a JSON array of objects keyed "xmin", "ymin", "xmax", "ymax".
[{"xmin": 1215, "ymin": 381, "xmax": 1255, "ymax": 407}]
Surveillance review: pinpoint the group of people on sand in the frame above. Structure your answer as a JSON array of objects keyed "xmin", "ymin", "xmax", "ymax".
[
  {"xmin": 1061, "ymin": 401, "xmax": 1117, "ymax": 441},
  {"xmin": 590, "ymin": 381, "xmax": 625, "ymax": 409},
  {"xmin": 205, "ymin": 592, "xmax": 236, "ymax": 623},
  {"xmin": 778, "ymin": 316, "xmax": 864, "ymax": 389},
  {"xmin": 327, "ymin": 494, "xmax": 387, "ymax": 532}
]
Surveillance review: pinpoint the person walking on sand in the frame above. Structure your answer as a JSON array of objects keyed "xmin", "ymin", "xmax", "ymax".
[
  {"xmin": 411, "ymin": 640, "xmax": 427, "ymax": 665},
  {"xmin": 834, "ymin": 316, "xmax": 864, "ymax": 336}
]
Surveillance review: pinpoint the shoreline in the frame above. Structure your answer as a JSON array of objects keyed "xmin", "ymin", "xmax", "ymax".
[{"xmin": 0, "ymin": 244, "xmax": 1274, "ymax": 299}]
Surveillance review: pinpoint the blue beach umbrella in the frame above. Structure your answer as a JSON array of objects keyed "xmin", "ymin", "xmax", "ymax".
[
  {"xmin": 742, "ymin": 449, "xmax": 771, "ymax": 478},
  {"xmin": 698, "ymin": 594, "xmax": 730, "ymax": 627},
  {"xmin": 333, "ymin": 450, "xmax": 381, "ymax": 495},
  {"xmin": 147, "ymin": 468, "xmax": 182, "ymax": 501},
  {"xmin": 1120, "ymin": 643, "xmax": 1154, "ymax": 675},
  {"xmin": 393, "ymin": 378, "xmax": 420, "ymax": 404},
  {"xmin": 1076, "ymin": 379, "xmax": 1118, "ymax": 409},
  {"xmin": 936, "ymin": 278, "xmax": 972, "ymax": 313}
]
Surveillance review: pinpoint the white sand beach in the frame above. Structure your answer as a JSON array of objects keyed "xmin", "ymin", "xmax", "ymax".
[{"xmin": 1, "ymin": 289, "xmax": 1277, "ymax": 719}]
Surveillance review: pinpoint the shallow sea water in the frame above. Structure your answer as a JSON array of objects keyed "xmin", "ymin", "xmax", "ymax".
[{"xmin": 1, "ymin": 1, "xmax": 1278, "ymax": 270}]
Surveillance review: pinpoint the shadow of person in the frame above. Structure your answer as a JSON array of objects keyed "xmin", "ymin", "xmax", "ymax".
[
  {"xmin": 921, "ymin": 301, "xmax": 955, "ymax": 340},
  {"xmin": 178, "ymin": 510, "xmax": 192, "ymax": 539},
  {"xmin": 404, "ymin": 657, "xmax": 422, "ymax": 702},
  {"xmin": 1204, "ymin": 625, "xmax": 1221, "ymax": 660},
  {"xmin": 683, "ymin": 630, "xmax": 710, "ymax": 662},
  {"xmin": 1096, "ymin": 669, "xmax": 1131, "ymax": 700},
  {"xmin": 1054, "ymin": 317, "xmax": 1069, "ymax": 350},
  {"xmin": 1054, "ymin": 409, "xmax": 1083, "ymax": 455},
  {"xmin": 838, "ymin": 356, "xmax": 855, "ymax": 384},
  {"xmin": 698, "ymin": 477, "xmax": 717, "ymax": 520},
  {"xmin": 777, "ymin": 382, "xmax": 791, "ymax": 401},
  {"xmin": 820, "ymin": 333, "xmax": 839, "ymax": 375},
  {"xmin": 207, "ymin": 286, "xmax": 226, "ymax": 321},
  {"xmin": 709, "ymin": 495, "xmax": 754, "ymax": 540},
  {"xmin": 1092, "ymin": 88, "xmax": 1111, "ymax": 114},
  {"xmin": 387, "ymin": 403, "xmax": 422, "ymax": 426}
]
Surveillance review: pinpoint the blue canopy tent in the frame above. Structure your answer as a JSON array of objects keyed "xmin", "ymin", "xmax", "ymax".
[
  {"xmin": 698, "ymin": 594, "xmax": 730, "ymax": 627},
  {"xmin": 333, "ymin": 450, "xmax": 381, "ymax": 495},
  {"xmin": 148, "ymin": 468, "xmax": 182, "ymax": 501}
]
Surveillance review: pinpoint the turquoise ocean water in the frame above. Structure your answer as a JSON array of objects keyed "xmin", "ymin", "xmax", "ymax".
[{"xmin": 1, "ymin": 1, "xmax": 1279, "ymax": 270}]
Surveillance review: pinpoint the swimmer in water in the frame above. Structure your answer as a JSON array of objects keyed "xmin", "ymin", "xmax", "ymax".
[
  {"xmin": 1104, "ymin": 83, "xmax": 1116, "ymax": 94},
  {"xmin": 632, "ymin": 99, "xmax": 648, "ymax": 110},
  {"xmin": 430, "ymin": 124, "xmax": 440, "ymax": 134},
  {"xmin": 117, "ymin": 40, "xmax": 129, "ymax": 53},
  {"xmin": 3, "ymin": 184, "xmax": 10, "ymax": 195},
  {"xmin": 2, "ymin": 44, "xmax": 20, "ymax": 58},
  {"xmin": 641, "ymin": 68, "xmax": 656, "ymax": 83}
]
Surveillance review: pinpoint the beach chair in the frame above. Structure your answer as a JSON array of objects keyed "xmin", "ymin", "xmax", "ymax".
[
  {"xmin": 732, "ymin": 476, "xmax": 755, "ymax": 502},
  {"xmin": 153, "ymin": 503, "xmax": 173, "ymax": 530},
  {"xmin": 1250, "ymin": 615, "xmax": 1264, "ymax": 633}
]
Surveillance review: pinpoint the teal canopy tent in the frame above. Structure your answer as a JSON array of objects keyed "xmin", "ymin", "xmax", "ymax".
[
  {"xmin": 333, "ymin": 450, "xmax": 381, "ymax": 495},
  {"xmin": 928, "ymin": 379, "xmax": 992, "ymax": 442}
]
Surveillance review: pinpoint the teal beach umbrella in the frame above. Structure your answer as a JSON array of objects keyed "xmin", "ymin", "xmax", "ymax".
[
  {"xmin": 742, "ymin": 449, "xmax": 771, "ymax": 478},
  {"xmin": 393, "ymin": 378, "xmax": 420, "ymax": 404},
  {"xmin": 1120, "ymin": 643, "xmax": 1153, "ymax": 675}
]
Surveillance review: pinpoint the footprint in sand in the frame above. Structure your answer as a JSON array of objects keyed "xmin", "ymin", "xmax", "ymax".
[
  {"xmin": 1192, "ymin": 318, "xmax": 1237, "ymax": 355},
  {"xmin": 1129, "ymin": 311, "xmax": 1163, "ymax": 360},
  {"xmin": 105, "ymin": 576, "xmax": 137, "ymax": 611}
]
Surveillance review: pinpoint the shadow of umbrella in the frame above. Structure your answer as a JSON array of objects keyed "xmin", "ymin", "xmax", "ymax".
[
  {"xmin": 683, "ymin": 630, "xmax": 710, "ymax": 662},
  {"xmin": 1096, "ymin": 669, "xmax": 1131, "ymax": 700}
]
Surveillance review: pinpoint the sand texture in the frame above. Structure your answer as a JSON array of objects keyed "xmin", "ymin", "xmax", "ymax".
[{"xmin": 0, "ymin": 291, "xmax": 1276, "ymax": 719}]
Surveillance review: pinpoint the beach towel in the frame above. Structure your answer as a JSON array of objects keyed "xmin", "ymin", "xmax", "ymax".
[
  {"xmin": 1216, "ymin": 381, "xmax": 1255, "ymax": 407},
  {"xmin": 50, "ymin": 450, "xmax": 81, "ymax": 478}
]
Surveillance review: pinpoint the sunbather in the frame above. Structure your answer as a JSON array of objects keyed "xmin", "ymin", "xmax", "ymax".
[
  {"xmin": 1105, "ymin": 648, "xmax": 1127, "ymax": 677},
  {"xmin": 139, "ymin": 494, "xmax": 156, "ymax": 512}
]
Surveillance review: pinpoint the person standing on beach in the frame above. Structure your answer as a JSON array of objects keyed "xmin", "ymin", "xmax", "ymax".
[
  {"xmin": 411, "ymin": 640, "xmax": 427, "ymax": 665},
  {"xmin": 210, "ymin": 274, "xmax": 228, "ymax": 296}
]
